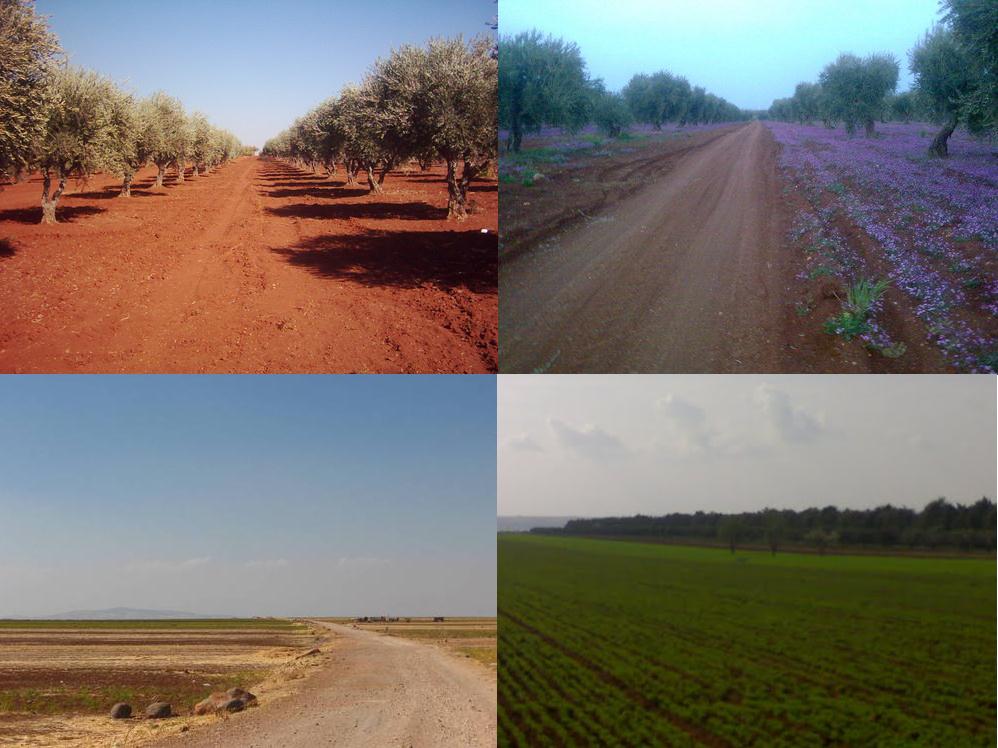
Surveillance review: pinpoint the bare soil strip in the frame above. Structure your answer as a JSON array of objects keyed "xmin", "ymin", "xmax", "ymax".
[
  {"xmin": 500, "ymin": 121, "xmax": 791, "ymax": 373},
  {"xmin": 150, "ymin": 621, "xmax": 496, "ymax": 748},
  {"xmin": 0, "ymin": 158, "xmax": 497, "ymax": 373}
]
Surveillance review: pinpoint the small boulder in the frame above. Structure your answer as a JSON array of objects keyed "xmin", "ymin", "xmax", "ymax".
[
  {"xmin": 145, "ymin": 702, "xmax": 172, "ymax": 719},
  {"xmin": 220, "ymin": 698, "xmax": 245, "ymax": 713},
  {"xmin": 194, "ymin": 693, "xmax": 227, "ymax": 715},
  {"xmin": 109, "ymin": 703, "xmax": 132, "ymax": 719},
  {"xmin": 195, "ymin": 689, "xmax": 257, "ymax": 715}
]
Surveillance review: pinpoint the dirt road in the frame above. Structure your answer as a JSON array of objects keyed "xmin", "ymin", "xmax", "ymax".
[
  {"xmin": 500, "ymin": 121, "xmax": 790, "ymax": 373},
  {"xmin": 0, "ymin": 158, "xmax": 497, "ymax": 373},
  {"xmin": 151, "ymin": 621, "xmax": 496, "ymax": 748}
]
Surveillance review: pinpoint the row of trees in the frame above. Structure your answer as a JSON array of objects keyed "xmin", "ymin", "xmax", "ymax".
[
  {"xmin": 498, "ymin": 30, "xmax": 746, "ymax": 152},
  {"xmin": 767, "ymin": 0, "xmax": 996, "ymax": 157},
  {"xmin": 536, "ymin": 497, "xmax": 997, "ymax": 553},
  {"xmin": 1, "ymin": 0, "xmax": 247, "ymax": 223},
  {"xmin": 261, "ymin": 36, "xmax": 497, "ymax": 221}
]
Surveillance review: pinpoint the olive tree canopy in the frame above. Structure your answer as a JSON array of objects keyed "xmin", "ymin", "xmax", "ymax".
[
  {"xmin": 819, "ymin": 53, "xmax": 899, "ymax": 136},
  {"xmin": 498, "ymin": 30, "xmax": 590, "ymax": 152},
  {"xmin": 0, "ymin": 0, "xmax": 62, "ymax": 180},
  {"xmin": 34, "ymin": 66, "xmax": 121, "ymax": 223},
  {"xmin": 910, "ymin": 26, "xmax": 980, "ymax": 157}
]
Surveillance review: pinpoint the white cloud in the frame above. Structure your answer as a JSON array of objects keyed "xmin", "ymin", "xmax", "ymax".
[
  {"xmin": 754, "ymin": 384, "xmax": 824, "ymax": 444},
  {"xmin": 125, "ymin": 556, "xmax": 212, "ymax": 573},
  {"xmin": 336, "ymin": 556, "xmax": 390, "ymax": 569},
  {"xmin": 502, "ymin": 433, "xmax": 544, "ymax": 452},
  {"xmin": 656, "ymin": 394, "xmax": 716, "ymax": 454},
  {"xmin": 549, "ymin": 418, "xmax": 628, "ymax": 459},
  {"xmin": 243, "ymin": 559, "xmax": 290, "ymax": 570}
]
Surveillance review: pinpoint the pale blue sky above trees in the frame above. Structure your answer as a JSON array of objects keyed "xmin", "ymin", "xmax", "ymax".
[
  {"xmin": 500, "ymin": 0, "xmax": 942, "ymax": 109},
  {"xmin": 499, "ymin": 375, "xmax": 996, "ymax": 517},
  {"xmin": 0, "ymin": 376, "xmax": 496, "ymax": 618},
  {"xmin": 35, "ymin": 0, "xmax": 496, "ymax": 148}
]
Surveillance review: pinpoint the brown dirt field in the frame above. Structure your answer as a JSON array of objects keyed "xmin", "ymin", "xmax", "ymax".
[
  {"xmin": 0, "ymin": 158, "xmax": 497, "ymax": 373},
  {"xmin": 0, "ymin": 622, "xmax": 328, "ymax": 746}
]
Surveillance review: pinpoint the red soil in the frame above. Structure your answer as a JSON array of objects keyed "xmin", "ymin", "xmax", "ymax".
[{"xmin": 0, "ymin": 159, "xmax": 497, "ymax": 373}]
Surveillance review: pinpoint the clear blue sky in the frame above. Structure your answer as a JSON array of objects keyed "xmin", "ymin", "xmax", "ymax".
[
  {"xmin": 500, "ymin": 0, "xmax": 942, "ymax": 109},
  {"xmin": 0, "ymin": 375, "xmax": 496, "ymax": 617},
  {"xmin": 36, "ymin": 0, "xmax": 497, "ymax": 148}
]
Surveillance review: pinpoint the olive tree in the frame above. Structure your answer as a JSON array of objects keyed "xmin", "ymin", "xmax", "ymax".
[
  {"xmin": 819, "ymin": 53, "xmax": 899, "ymax": 136},
  {"xmin": 370, "ymin": 36, "xmax": 496, "ymax": 218},
  {"xmin": 498, "ymin": 30, "xmax": 590, "ymax": 152},
  {"xmin": 623, "ymin": 71, "xmax": 691, "ymax": 129},
  {"xmin": 910, "ymin": 27, "xmax": 981, "ymax": 156},
  {"xmin": 188, "ymin": 112, "xmax": 213, "ymax": 177},
  {"xmin": 791, "ymin": 82, "xmax": 822, "ymax": 124},
  {"xmin": 33, "ymin": 66, "xmax": 120, "ymax": 223},
  {"xmin": 0, "ymin": 0, "xmax": 61, "ymax": 183},
  {"xmin": 591, "ymin": 86, "xmax": 631, "ymax": 137},
  {"xmin": 942, "ymin": 0, "xmax": 996, "ymax": 132},
  {"xmin": 144, "ymin": 92, "xmax": 187, "ymax": 187},
  {"xmin": 106, "ymin": 90, "xmax": 153, "ymax": 197}
]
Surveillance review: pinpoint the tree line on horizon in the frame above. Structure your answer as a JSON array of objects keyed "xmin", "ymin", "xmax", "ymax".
[
  {"xmin": 498, "ymin": 29, "xmax": 748, "ymax": 152},
  {"xmin": 766, "ymin": 0, "xmax": 996, "ymax": 157},
  {"xmin": 534, "ymin": 496, "xmax": 997, "ymax": 554},
  {"xmin": 261, "ymin": 36, "xmax": 497, "ymax": 221},
  {"xmin": 0, "ymin": 0, "xmax": 249, "ymax": 224}
]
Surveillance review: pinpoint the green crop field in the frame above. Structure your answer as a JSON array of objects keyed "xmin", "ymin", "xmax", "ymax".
[{"xmin": 498, "ymin": 534, "xmax": 996, "ymax": 747}]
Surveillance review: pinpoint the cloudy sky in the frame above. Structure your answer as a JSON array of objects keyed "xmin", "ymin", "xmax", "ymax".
[
  {"xmin": 0, "ymin": 376, "xmax": 495, "ymax": 618},
  {"xmin": 499, "ymin": 375, "xmax": 996, "ymax": 517},
  {"xmin": 500, "ymin": 0, "xmax": 940, "ymax": 109}
]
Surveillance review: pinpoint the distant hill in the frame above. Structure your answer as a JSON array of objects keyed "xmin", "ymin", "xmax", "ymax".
[
  {"xmin": 498, "ymin": 516, "xmax": 579, "ymax": 533},
  {"xmin": 35, "ymin": 607, "xmax": 222, "ymax": 620}
]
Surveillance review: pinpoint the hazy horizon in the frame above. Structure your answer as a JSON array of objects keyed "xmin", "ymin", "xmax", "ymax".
[
  {"xmin": 0, "ymin": 376, "xmax": 496, "ymax": 619},
  {"xmin": 499, "ymin": 375, "xmax": 996, "ymax": 517},
  {"xmin": 36, "ymin": 0, "xmax": 496, "ymax": 148},
  {"xmin": 500, "ymin": 0, "xmax": 941, "ymax": 109}
]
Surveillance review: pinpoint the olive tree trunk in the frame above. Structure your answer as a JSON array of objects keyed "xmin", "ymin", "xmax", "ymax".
[
  {"xmin": 176, "ymin": 161, "xmax": 185, "ymax": 183},
  {"xmin": 366, "ymin": 164, "xmax": 383, "ymax": 194},
  {"xmin": 120, "ymin": 169, "xmax": 134, "ymax": 197},
  {"xmin": 929, "ymin": 114, "xmax": 958, "ymax": 158},
  {"xmin": 40, "ymin": 170, "xmax": 67, "ymax": 224},
  {"xmin": 445, "ymin": 159, "xmax": 466, "ymax": 220},
  {"xmin": 864, "ymin": 119, "xmax": 876, "ymax": 137},
  {"xmin": 155, "ymin": 164, "xmax": 166, "ymax": 187}
]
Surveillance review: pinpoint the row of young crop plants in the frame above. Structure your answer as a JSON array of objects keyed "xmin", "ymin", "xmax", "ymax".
[
  {"xmin": 498, "ymin": 537, "xmax": 994, "ymax": 746},
  {"xmin": 1, "ymin": 1, "xmax": 248, "ymax": 224},
  {"xmin": 261, "ymin": 37, "xmax": 497, "ymax": 221}
]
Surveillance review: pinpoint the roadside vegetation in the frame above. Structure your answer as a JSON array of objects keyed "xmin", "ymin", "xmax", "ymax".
[
  {"xmin": 764, "ymin": 0, "xmax": 996, "ymax": 371},
  {"xmin": 0, "ymin": 0, "xmax": 249, "ymax": 224},
  {"xmin": 262, "ymin": 37, "xmax": 496, "ymax": 220},
  {"xmin": 498, "ymin": 534, "xmax": 996, "ymax": 746}
]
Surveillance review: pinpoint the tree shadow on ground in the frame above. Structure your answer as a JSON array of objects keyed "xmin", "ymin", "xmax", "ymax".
[
  {"xmin": 0, "ymin": 238, "xmax": 15, "ymax": 258},
  {"xmin": 266, "ymin": 201, "xmax": 447, "ymax": 222},
  {"xmin": 0, "ymin": 206, "xmax": 105, "ymax": 224},
  {"xmin": 261, "ymin": 177, "xmax": 337, "ymax": 187},
  {"xmin": 264, "ymin": 186, "xmax": 370, "ymax": 199},
  {"xmin": 271, "ymin": 228, "xmax": 497, "ymax": 293}
]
